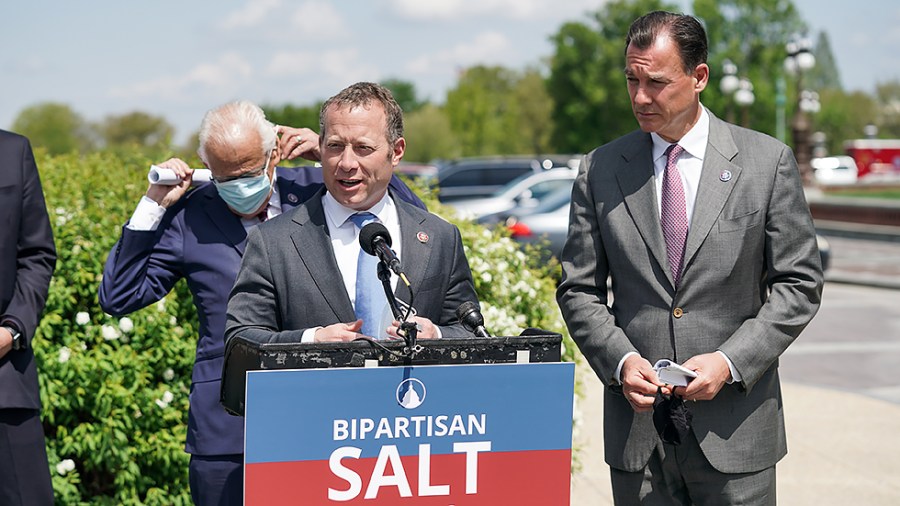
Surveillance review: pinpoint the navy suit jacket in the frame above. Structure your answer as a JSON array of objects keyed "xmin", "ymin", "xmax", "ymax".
[
  {"xmin": 0, "ymin": 130, "xmax": 57, "ymax": 410},
  {"xmin": 99, "ymin": 166, "xmax": 424, "ymax": 455}
]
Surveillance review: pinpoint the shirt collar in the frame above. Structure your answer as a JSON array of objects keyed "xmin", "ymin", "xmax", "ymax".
[
  {"xmin": 651, "ymin": 105, "xmax": 710, "ymax": 163},
  {"xmin": 322, "ymin": 190, "xmax": 392, "ymax": 231}
]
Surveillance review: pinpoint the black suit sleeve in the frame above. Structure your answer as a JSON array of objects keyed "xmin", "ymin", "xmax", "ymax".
[{"xmin": 0, "ymin": 134, "xmax": 57, "ymax": 344}]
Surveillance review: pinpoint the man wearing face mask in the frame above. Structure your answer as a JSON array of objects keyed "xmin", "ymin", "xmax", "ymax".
[{"xmin": 98, "ymin": 100, "xmax": 425, "ymax": 506}]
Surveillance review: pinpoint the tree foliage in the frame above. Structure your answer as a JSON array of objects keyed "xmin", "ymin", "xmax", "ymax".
[
  {"xmin": 98, "ymin": 111, "xmax": 174, "ymax": 155},
  {"xmin": 813, "ymin": 89, "xmax": 878, "ymax": 154},
  {"xmin": 382, "ymin": 78, "xmax": 427, "ymax": 114},
  {"xmin": 403, "ymin": 104, "xmax": 460, "ymax": 163},
  {"xmin": 874, "ymin": 80, "xmax": 900, "ymax": 139},
  {"xmin": 445, "ymin": 65, "xmax": 554, "ymax": 156},
  {"xmin": 547, "ymin": 0, "xmax": 674, "ymax": 154},
  {"xmin": 12, "ymin": 102, "xmax": 94, "ymax": 154}
]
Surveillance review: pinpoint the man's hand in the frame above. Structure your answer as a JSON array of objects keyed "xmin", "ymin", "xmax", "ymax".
[
  {"xmin": 0, "ymin": 327, "xmax": 12, "ymax": 360},
  {"xmin": 387, "ymin": 316, "xmax": 437, "ymax": 340},
  {"xmin": 621, "ymin": 354, "xmax": 667, "ymax": 413},
  {"xmin": 276, "ymin": 125, "xmax": 320, "ymax": 162},
  {"xmin": 146, "ymin": 158, "xmax": 193, "ymax": 208},
  {"xmin": 314, "ymin": 320, "xmax": 364, "ymax": 342},
  {"xmin": 675, "ymin": 352, "xmax": 731, "ymax": 401}
]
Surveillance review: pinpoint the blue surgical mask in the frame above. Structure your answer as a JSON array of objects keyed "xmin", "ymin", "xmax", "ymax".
[{"xmin": 214, "ymin": 171, "xmax": 273, "ymax": 215}]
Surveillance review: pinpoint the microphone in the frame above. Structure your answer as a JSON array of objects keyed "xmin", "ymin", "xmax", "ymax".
[
  {"xmin": 456, "ymin": 301, "xmax": 491, "ymax": 338},
  {"xmin": 359, "ymin": 222, "xmax": 406, "ymax": 282}
]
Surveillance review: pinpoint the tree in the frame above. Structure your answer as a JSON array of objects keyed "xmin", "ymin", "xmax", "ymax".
[
  {"xmin": 547, "ymin": 0, "xmax": 674, "ymax": 154},
  {"xmin": 694, "ymin": 0, "xmax": 806, "ymax": 137},
  {"xmin": 513, "ymin": 69, "xmax": 555, "ymax": 154},
  {"xmin": 11, "ymin": 102, "xmax": 94, "ymax": 154},
  {"xmin": 262, "ymin": 103, "xmax": 321, "ymax": 133},
  {"xmin": 98, "ymin": 111, "xmax": 174, "ymax": 153},
  {"xmin": 812, "ymin": 89, "xmax": 878, "ymax": 154},
  {"xmin": 808, "ymin": 32, "xmax": 842, "ymax": 91},
  {"xmin": 403, "ymin": 104, "xmax": 460, "ymax": 163},
  {"xmin": 382, "ymin": 78, "xmax": 426, "ymax": 114},
  {"xmin": 445, "ymin": 65, "xmax": 551, "ymax": 156},
  {"xmin": 874, "ymin": 80, "xmax": 900, "ymax": 139}
]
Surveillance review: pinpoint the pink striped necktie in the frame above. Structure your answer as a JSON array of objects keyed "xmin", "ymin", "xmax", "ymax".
[{"xmin": 661, "ymin": 144, "xmax": 688, "ymax": 287}]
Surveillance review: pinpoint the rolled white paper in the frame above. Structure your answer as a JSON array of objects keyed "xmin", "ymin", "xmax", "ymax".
[{"xmin": 148, "ymin": 165, "xmax": 212, "ymax": 186}]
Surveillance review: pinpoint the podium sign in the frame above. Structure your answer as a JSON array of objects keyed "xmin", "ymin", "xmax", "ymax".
[{"xmin": 244, "ymin": 362, "xmax": 575, "ymax": 505}]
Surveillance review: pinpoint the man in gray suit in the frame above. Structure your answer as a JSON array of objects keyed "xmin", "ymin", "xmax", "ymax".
[
  {"xmin": 556, "ymin": 11, "xmax": 824, "ymax": 505},
  {"xmin": 226, "ymin": 82, "xmax": 479, "ymax": 346}
]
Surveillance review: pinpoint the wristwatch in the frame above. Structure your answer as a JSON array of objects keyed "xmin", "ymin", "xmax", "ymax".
[{"xmin": 2, "ymin": 325, "xmax": 23, "ymax": 351}]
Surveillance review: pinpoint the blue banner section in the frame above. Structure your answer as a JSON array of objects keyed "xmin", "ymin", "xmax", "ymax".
[{"xmin": 245, "ymin": 362, "xmax": 574, "ymax": 464}]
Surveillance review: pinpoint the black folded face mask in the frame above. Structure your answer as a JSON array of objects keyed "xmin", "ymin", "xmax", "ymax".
[{"xmin": 652, "ymin": 387, "xmax": 693, "ymax": 445}]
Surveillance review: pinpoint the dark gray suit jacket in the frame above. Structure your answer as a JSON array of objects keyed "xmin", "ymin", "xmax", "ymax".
[
  {"xmin": 0, "ymin": 130, "xmax": 56, "ymax": 410},
  {"xmin": 225, "ymin": 188, "xmax": 479, "ymax": 344},
  {"xmin": 557, "ymin": 112, "xmax": 823, "ymax": 474}
]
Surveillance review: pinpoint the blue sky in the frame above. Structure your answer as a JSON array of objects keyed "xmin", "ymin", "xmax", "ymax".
[{"xmin": 2, "ymin": 0, "xmax": 898, "ymax": 145}]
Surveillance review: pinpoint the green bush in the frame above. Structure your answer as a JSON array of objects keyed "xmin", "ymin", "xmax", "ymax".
[{"xmin": 33, "ymin": 149, "xmax": 575, "ymax": 504}]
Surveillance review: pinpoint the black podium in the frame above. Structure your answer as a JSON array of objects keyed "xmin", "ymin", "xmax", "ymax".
[{"xmin": 221, "ymin": 331, "xmax": 562, "ymax": 416}]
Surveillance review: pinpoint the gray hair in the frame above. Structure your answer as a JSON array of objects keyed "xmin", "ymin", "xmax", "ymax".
[{"xmin": 197, "ymin": 100, "xmax": 276, "ymax": 164}]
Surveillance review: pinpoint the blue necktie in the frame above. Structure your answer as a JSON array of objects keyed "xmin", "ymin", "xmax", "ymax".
[{"xmin": 348, "ymin": 212, "xmax": 388, "ymax": 338}]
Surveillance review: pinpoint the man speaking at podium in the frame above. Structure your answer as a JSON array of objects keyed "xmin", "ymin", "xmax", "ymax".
[{"xmin": 225, "ymin": 82, "xmax": 479, "ymax": 346}]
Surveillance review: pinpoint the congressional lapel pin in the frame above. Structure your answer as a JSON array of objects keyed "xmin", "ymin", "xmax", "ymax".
[
  {"xmin": 287, "ymin": 193, "xmax": 299, "ymax": 203},
  {"xmin": 719, "ymin": 170, "xmax": 732, "ymax": 182},
  {"xmin": 417, "ymin": 231, "xmax": 429, "ymax": 243}
]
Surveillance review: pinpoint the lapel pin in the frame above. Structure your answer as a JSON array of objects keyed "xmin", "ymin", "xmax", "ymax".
[
  {"xmin": 417, "ymin": 231, "xmax": 429, "ymax": 243},
  {"xmin": 287, "ymin": 193, "xmax": 299, "ymax": 203},
  {"xmin": 719, "ymin": 170, "xmax": 732, "ymax": 182}
]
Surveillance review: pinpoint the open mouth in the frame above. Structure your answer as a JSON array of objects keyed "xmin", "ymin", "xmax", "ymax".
[{"xmin": 338, "ymin": 178, "xmax": 362, "ymax": 189}]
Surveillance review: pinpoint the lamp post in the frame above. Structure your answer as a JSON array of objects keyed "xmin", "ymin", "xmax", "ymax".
[
  {"xmin": 720, "ymin": 59, "xmax": 740, "ymax": 124},
  {"xmin": 784, "ymin": 34, "xmax": 817, "ymax": 186},
  {"xmin": 720, "ymin": 59, "xmax": 754, "ymax": 127}
]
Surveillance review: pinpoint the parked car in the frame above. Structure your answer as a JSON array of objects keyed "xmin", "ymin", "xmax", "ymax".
[
  {"xmin": 812, "ymin": 156, "xmax": 858, "ymax": 185},
  {"xmin": 447, "ymin": 167, "xmax": 578, "ymax": 220},
  {"xmin": 479, "ymin": 185, "xmax": 832, "ymax": 272},
  {"xmin": 433, "ymin": 155, "xmax": 580, "ymax": 203}
]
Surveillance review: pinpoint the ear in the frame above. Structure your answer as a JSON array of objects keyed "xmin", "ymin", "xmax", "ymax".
[
  {"xmin": 391, "ymin": 137, "xmax": 406, "ymax": 166},
  {"xmin": 693, "ymin": 63, "xmax": 709, "ymax": 93}
]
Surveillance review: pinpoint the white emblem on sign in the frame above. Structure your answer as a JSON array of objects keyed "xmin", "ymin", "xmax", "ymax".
[{"xmin": 396, "ymin": 378, "xmax": 426, "ymax": 409}]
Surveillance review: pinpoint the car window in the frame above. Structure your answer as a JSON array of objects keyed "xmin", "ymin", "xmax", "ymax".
[
  {"xmin": 528, "ymin": 179, "xmax": 574, "ymax": 200},
  {"xmin": 440, "ymin": 169, "xmax": 483, "ymax": 187},
  {"xmin": 483, "ymin": 167, "xmax": 531, "ymax": 185}
]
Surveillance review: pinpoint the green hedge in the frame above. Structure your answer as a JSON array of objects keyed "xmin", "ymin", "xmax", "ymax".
[{"xmin": 33, "ymin": 150, "xmax": 575, "ymax": 504}]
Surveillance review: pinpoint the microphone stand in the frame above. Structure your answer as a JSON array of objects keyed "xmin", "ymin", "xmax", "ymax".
[{"xmin": 376, "ymin": 261, "xmax": 417, "ymax": 356}]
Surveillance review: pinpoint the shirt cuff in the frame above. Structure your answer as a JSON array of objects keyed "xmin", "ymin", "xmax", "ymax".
[
  {"xmin": 125, "ymin": 196, "xmax": 167, "ymax": 231},
  {"xmin": 614, "ymin": 351, "xmax": 639, "ymax": 385},
  {"xmin": 717, "ymin": 350, "xmax": 742, "ymax": 383},
  {"xmin": 301, "ymin": 327, "xmax": 320, "ymax": 343}
]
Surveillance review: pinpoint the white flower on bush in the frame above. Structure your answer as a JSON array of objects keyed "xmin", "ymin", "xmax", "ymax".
[
  {"xmin": 118, "ymin": 317, "xmax": 134, "ymax": 333},
  {"xmin": 56, "ymin": 458, "xmax": 76, "ymax": 476},
  {"xmin": 163, "ymin": 368, "xmax": 175, "ymax": 381},
  {"xmin": 75, "ymin": 312, "xmax": 90, "ymax": 325},
  {"xmin": 101, "ymin": 324, "xmax": 121, "ymax": 341},
  {"xmin": 58, "ymin": 346, "xmax": 72, "ymax": 363},
  {"xmin": 156, "ymin": 299, "xmax": 166, "ymax": 313},
  {"xmin": 155, "ymin": 390, "xmax": 175, "ymax": 409},
  {"xmin": 169, "ymin": 316, "xmax": 177, "ymax": 326}
]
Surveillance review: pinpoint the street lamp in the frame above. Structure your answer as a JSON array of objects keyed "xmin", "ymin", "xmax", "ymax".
[
  {"xmin": 734, "ymin": 77, "xmax": 755, "ymax": 128},
  {"xmin": 785, "ymin": 33, "xmax": 817, "ymax": 186},
  {"xmin": 720, "ymin": 59, "xmax": 740, "ymax": 124}
]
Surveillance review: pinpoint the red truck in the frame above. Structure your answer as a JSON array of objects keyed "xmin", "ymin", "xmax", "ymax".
[{"xmin": 843, "ymin": 139, "xmax": 900, "ymax": 180}]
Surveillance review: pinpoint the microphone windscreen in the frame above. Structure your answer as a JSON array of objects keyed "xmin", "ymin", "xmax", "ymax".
[
  {"xmin": 456, "ymin": 301, "xmax": 484, "ymax": 328},
  {"xmin": 359, "ymin": 222, "xmax": 392, "ymax": 256}
]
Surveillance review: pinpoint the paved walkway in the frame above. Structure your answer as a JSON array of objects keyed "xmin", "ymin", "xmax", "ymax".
[{"xmin": 570, "ymin": 367, "xmax": 900, "ymax": 505}]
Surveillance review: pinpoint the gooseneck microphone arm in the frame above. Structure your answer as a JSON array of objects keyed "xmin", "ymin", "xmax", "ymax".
[{"xmin": 361, "ymin": 222, "xmax": 417, "ymax": 352}]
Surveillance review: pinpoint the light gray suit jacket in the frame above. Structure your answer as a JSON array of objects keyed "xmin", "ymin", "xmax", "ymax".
[
  {"xmin": 557, "ymin": 112, "xmax": 823, "ymax": 474},
  {"xmin": 225, "ymin": 188, "xmax": 479, "ymax": 345}
]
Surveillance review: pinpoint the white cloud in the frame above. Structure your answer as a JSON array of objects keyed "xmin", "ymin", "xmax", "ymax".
[
  {"xmin": 220, "ymin": 0, "xmax": 283, "ymax": 29},
  {"xmin": 388, "ymin": 0, "xmax": 596, "ymax": 21},
  {"xmin": 265, "ymin": 48, "xmax": 379, "ymax": 85},
  {"xmin": 290, "ymin": 1, "xmax": 346, "ymax": 39},
  {"xmin": 406, "ymin": 31, "xmax": 512, "ymax": 75},
  {"xmin": 110, "ymin": 53, "xmax": 254, "ymax": 101}
]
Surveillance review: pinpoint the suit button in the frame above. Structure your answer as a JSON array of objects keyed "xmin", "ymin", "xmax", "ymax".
[{"xmin": 673, "ymin": 307, "xmax": 684, "ymax": 318}]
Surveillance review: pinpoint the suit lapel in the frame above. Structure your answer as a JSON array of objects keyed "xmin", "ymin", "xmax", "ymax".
[
  {"xmin": 616, "ymin": 134, "xmax": 671, "ymax": 283},
  {"xmin": 201, "ymin": 189, "xmax": 248, "ymax": 254},
  {"xmin": 289, "ymin": 191, "xmax": 356, "ymax": 321},
  {"xmin": 395, "ymin": 199, "xmax": 430, "ymax": 302},
  {"xmin": 683, "ymin": 114, "xmax": 740, "ymax": 271}
]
